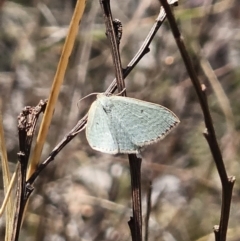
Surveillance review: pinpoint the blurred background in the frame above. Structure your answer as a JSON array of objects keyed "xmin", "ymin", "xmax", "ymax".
[{"xmin": 0, "ymin": 0, "xmax": 240, "ymax": 240}]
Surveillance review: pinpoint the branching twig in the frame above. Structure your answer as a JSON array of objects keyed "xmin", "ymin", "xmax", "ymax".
[
  {"xmin": 158, "ymin": 0, "xmax": 235, "ymax": 240},
  {"xmin": 27, "ymin": 4, "xmax": 172, "ymax": 186},
  {"xmin": 106, "ymin": 4, "xmax": 175, "ymax": 94}
]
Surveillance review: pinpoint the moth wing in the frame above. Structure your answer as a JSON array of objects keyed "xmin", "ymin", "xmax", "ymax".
[
  {"xmin": 109, "ymin": 96, "xmax": 180, "ymax": 147},
  {"xmin": 86, "ymin": 100, "xmax": 119, "ymax": 154},
  {"xmin": 109, "ymin": 111, "xmax": 139, "ymax": 154}
]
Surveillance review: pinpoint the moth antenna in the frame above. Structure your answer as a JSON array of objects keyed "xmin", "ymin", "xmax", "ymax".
[
  {"xmin": 78, "ymin": 88, "xmax": 127, "ymax": 109},
  {"xmin": 77, "ymin": 92, "xmax": 101, "ymax": 109},
  {"xmin": 115, "ymin": 88, "xmax": 126, "ymax": 96}
]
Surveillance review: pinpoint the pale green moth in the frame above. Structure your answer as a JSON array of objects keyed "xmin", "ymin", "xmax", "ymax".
[{"xmin": 86, "ymin": 94, "xmax": 180, "ymax": 154}]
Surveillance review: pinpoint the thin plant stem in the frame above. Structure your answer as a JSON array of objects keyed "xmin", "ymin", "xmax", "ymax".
[{"xmin": 158, "ymin": 0, "xmax": 235, "ymax": 240}]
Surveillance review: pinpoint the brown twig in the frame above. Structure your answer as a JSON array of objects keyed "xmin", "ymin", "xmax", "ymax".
[
  {"xmin": 99, "ymin": 0, "xmax": 126, "ymax": 94},
  {"xmin": 144, "ymin": 181, "xmax": 152, "ymax": 241},
  {"xmin": 128, "ymin": 155, "xmax": 142, "ymax": 241},
  {"xmin": 99, "ymin": 1, "xmax": 142, "ymax": 240},
  {"xmin": 12, "ymin": 100, "xmax": 47, "ymax": 241},
  {"xmin": 158, "ymin": 0, "xmax": 235, "ymax": 240}
]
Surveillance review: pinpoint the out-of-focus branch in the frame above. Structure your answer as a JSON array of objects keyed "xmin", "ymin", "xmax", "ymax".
[{"xmin": 158, "ymin": 0, "xmax": 235, "ymax": 240}]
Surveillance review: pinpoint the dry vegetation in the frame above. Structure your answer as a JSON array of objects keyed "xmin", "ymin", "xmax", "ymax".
[{"xmin": 0, "ymin": 0, "xmax": 240, "ymax": 240}]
